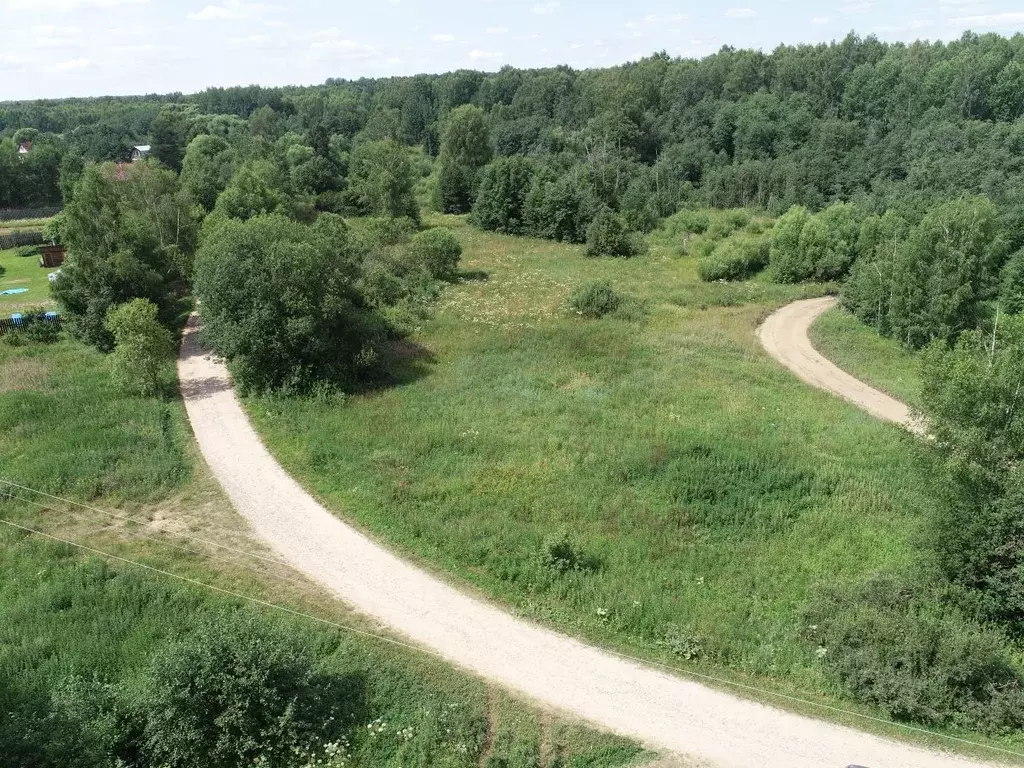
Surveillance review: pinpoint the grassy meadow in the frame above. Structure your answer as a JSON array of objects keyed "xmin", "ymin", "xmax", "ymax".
[
  {"xmin": 809, "ymin": 306, "xmax": 923, "ymax": 409},
  {"xmin": 243, "ymin": 214, "xmax": 967, "ymax": 734},
  {"xmin": 0, "ymin": 334, "xmax": 646, "ymax": 767},
  {"xmin": 0, "ymin": 246, "xmax": 55, "ymax": 311}
]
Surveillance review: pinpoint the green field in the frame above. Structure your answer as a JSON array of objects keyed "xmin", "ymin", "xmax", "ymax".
[
  {"xmin": 0, "ymin": 246, "xmax": 56, "ymax": 312},
  {"xmin": 0, "ymin": 335, "xmax": 645, "ymax": 768},
  {"xmin": 808, "ymin": 306, "xmax": 923, "ymax": 409},
  {"xmin": 243, "ymin": 216, "xmax": 961, "ymax": 732}
]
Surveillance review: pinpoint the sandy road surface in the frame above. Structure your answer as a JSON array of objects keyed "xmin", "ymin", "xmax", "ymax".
[
  {"xmin": 179, "ymin": 315, "xmax": 991, "ymax": 768},
  {"xmin": 758, "ymin": 297, "xmax": 925, "ymax": 435}
]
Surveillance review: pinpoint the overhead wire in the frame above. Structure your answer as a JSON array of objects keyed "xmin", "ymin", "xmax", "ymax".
[{"xmin": 2, "ymin": 482, "xmax": 1024, "ymax": 761}]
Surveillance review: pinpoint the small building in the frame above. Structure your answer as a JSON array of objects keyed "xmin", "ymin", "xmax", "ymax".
[
  {"xmin": 17, "ymin": 141, "xmax": 31, "ymax": 155},
  {"xmin": 130, "ymin": 144, "xmax": 151, "ymax": 162},
  {"xmin": 39, "ymin": 244, "xmax": 66, "ymax": 268}
]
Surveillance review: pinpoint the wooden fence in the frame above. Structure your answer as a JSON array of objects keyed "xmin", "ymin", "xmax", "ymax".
[
  {"xmin": 0, "ymin": 207, "xmax": 61, "ymax": 222},
  {"xmin": 0, "ymin": 313, "xmax": 61, "ymax": 337}
]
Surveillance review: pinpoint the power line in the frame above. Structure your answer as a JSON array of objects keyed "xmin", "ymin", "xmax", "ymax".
[
  {"xmin": 2, "ymin": 514, "xmax": 1023, "ymax": 761},
  {"xmin": 0, "ymin": 479, "xmax": 292, "ymax": 567}
]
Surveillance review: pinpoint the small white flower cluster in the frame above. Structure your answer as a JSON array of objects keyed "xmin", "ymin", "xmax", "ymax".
[{"xmin": 366, "ymin": 717, "xmax": 387, "ymax": 737}]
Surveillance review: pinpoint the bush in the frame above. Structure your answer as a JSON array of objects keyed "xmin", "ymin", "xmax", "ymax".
[
  {"xmin": 665, "ymin": 209, "xmax": 711, "ymax": 236},
  {"xmin": 566, "ymin": 281, "xmax": 622, "ymax": 319},
  {"xmin": 805, "ymin": 574, "xmax": 1024, "ymax": 732},
  {"xmin": 105, "ymin": 299, "xmax": 176, "ymax": 397},
  {"xmin": 14, "ymin": 245, "xmax": 40, "ymax": 258},
  {"xmin": 586, "ymin": 209, "xmax": 642, "ymax": 258},
  {"xmin": 358, "ymin": 216, "xmax": 418, "ymax": 247},
  {"xmin": 541, "ymin": 532, "xmax": 598, "ymax": 574},
  {"xmin": 142, "ymin": 612, "xmax": 349, "ymax": 768},
  {"xmin": 697, "ymin": 234, "xmax": 770, "ymax": 281},
  {"xmin": 406, "ymin": 228, "xmax": 462, "ymax": 281},
  {"xmin": 473, "ymin": 156, "xmax": 536, "ymax": 235},
  {"xmin": 771, "ymin": 203, "xmax": 861, "ymax": 283},
  {"xmin": 1, "ymin": 308, "xmax": 60, "ymax": 346}
]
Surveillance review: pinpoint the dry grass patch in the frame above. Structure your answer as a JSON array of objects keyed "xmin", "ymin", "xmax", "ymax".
[{"xmin": 0, "ymin": 357, "xmax": 49, "ymax": 394}]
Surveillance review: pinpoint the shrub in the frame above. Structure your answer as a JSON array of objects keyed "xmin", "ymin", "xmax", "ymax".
[
  {"xmin": 585, "ymin": 209, "xmax": 641, "ymax": 258},
  {"xmin": 141, "ymin": 612, "xmax": 348, "ymax": 768},
  {"xmin": 771, "ymin": 203, "xmax": 861, "ymax": 283},
  {"xmin": 697, "ymin": 234, "xmax": 770, "ymax": 281},
  {"xmin": 768, "ymin": 204, "xmax": 811, "ymax": 282},
  {"xmin": 105, "ymin": 299, "xmax": 176, "ymax": 397},
  {"xmin": 15, "ymin": 245, "xmax": 40, "ymax": 258},
  {"xmin": 666, "ymin": 209, "xmax": 711, "ymax": 236},
  {"xmin": 406, "ymin": 228, "xmax": 462, "ymax": 281},
  {"xmin": 541, "ymin": 532, "xmax": 598, "ymax": 574},
  {"xmin": 805, "ymin": 574, "xmax": 1024, "ymax": 732},
  {"xmin": 566, "ymin": 281, "xmax": 621, "ymax": 319},
  {"xmin": 1, "ymin": 308, "xmax": 60, "ymax": 346},
  {"xmin": 358, "ymin": 216, "xmax": 418, "ymax": 247}
]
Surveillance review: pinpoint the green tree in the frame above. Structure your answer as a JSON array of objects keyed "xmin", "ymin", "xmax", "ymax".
[
  {"xmin": 149, "ymin": 106, "xmax": 190, "ymax": 172},
  {"xmin": 212, "ymin": 159, "xmax": 289, "ymax": 221},
  {"xmin": 193, "ymin": 213, "xmax": 378, "ymax": 393},
  {"xmin": 52, "ymin": 161, "xmax": 198, "ymax": 350},
  {"xmin": 105, "ymin": 298, "xmax": 176, "ymax": 396},
  {"xmin": 1000, "ymin": 248, "xmax": 1024, "ymax": 314},
  {"xmin": 181, "ymin": 134, "xmax": 234, "ymax": 212},
  {"xmin": 348, "ymin": 139, "xmax": 419, "ymax": 220},
  {"xmin": 768, "ymin": 205, "xmax": 811, "ymax": 283},
  {"xmin": 436, "ymin": 104, "xmax": 491, "ymax": 213},
  {"xmin": 472, "ymin": 156, "xmax": 536, "ymax": 234}
]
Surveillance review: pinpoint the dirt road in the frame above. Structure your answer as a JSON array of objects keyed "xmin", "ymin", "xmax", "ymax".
[
  {"xmin": 757, "ymin": 296, "xmax": 925, "ymax": 434},
  {"xmin": 179, "ymin": 315, "xmax": 987, "ymax": 768}
]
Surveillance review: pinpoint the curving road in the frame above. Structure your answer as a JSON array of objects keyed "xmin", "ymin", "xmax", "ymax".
[
  {"xmin": 758, "ymin": 297, "xmax": 925, "ymax": 435},
  {"xmin": 179, "ymin": 314, "xmax": 986, "ymax": 768}
]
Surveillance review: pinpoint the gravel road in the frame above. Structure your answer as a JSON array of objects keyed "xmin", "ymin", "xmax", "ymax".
[
  {"xmin": 179, "ymin": 314, "xmax": 993, "ymax": 768},
  {"xmin": 757, "ymin": 296, "xmax": 925, "ymax": 435}
]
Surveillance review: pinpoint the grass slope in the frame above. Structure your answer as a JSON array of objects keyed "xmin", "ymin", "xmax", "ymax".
[
  {"xmin": 808, "ymin": 306, "xmax": 922, "ymax": 409},
  {"xmin": 0, "ymin": 336, "xmax": 644, "ymax": 768},
  {"xmin": 0, "ymin": 246, "xmax": 55, "ymax": 311},
  {"xmin": 245, "ymin": 216, "xmax": 969, "ymax": 735}
]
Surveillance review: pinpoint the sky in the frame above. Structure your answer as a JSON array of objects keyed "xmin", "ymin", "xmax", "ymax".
[{"xmin": 1, "ymin": 0, "xmax": 1023, "ymax": 102}]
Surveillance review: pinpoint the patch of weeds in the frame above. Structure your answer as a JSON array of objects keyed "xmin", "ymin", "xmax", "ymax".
[
  {"xmin": 655, "ymin": 625, "xmax": 705, "ymax": 661},
  {"xmin": 540, "ymin": 532, "xmax": 600, "ymax": 575}
]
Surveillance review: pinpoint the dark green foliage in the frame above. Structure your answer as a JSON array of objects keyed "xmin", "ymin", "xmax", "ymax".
[
  {"xmin": 51, "ymin": 161, "xmax": 198, "ymax": 351},
  {"xmin": 697, "ymin": 233, "xmax": 770, "ymax": 282},
  {"xmin": 566, "ymin": 281, "xmax": 621, "ymax": 318},
  {"xmin": 844, "ymin": 197, "xmax": 1006, "ymax": 347},
  {"xmin": 436, "ymin": 105, "xmax": 491, "ymax": 213},
  {"xmin": 1000, "ymin": 248, "xmax": 1024, "ymax": 314},
  {"xmin": 921, "ymin": 318, "xmax": 1024, "ymax": 626},
  {"xmin": 105, "ymin": 298, "xmax": 176, "ymax": 397},
  {"xmin": 142, "ymin": 612, "xmax": 346, "ymax": 768},
  {"xmin": 1, "ymin": 308, "xmax": 60, "ymax": 346},
  {"xmin": 585, "ymin": 209, "xmax": 641, "ymax": 258},
  {"xmin": 348, "ymin": 139, "xmax": 420, "ymax": 221},
  {"xmin": 805, "ymin": 575, "xmax": 1024, "ymax": 733},
  {"xmin": 212, "ymin": 159, "xmax": 290, "ymax": 222},
  {"xmin": 406, "ymin": 228, "xmax": 462, "ymax": 281},
  {"xmin": 472, "ymin": 157, "xmax": 535, "ymax": 235},
  {"xmin": 193, "ymin": 213, "xmax": 380, "ymax": 393},
  {"xmin": 524, "ymin": 171, "xmax": 597, "ymax": 244},
  {"xmin": 541, "ymin": 533, "xmax": 598, "ymax": 574},
  {"xmin": 181, "ymin": 134, "xmax": 234, "ymax": 211},
  {"xmin": 149, "ymin": 106, "xmax": 190, "ymax": 173},
  {"xmin": 770, "ymin": 203, "xmax": 860, "ymax": 283}
]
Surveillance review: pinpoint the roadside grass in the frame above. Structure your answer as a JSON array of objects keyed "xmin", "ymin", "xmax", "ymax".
[
  {"xmin": 808, "ymin": 306, "xmax": 922, "ymax": 409},
  {"xmin": 0, "ymin": 246, "xmax": 56, "ymax": 311},
  {"xmin": 0, "ymin": 336, "xmax": 646, "ymax": 768},
  {"xmin": 244, "ymin": 214, "xmax": 1024, "ymax": 756}
]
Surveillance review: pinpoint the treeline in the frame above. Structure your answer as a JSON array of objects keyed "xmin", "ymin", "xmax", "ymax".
[{"xmin": 4, "ymin": 32, "xmax": 1024, "ymax": 218}]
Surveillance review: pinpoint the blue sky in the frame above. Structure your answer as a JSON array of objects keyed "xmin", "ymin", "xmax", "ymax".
[{"xmin": 1, "ymin": 0, "xmax": 1023, "ymax": 101}]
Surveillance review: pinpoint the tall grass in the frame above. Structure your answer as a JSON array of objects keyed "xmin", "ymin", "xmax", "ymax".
[{"xmin": 246, "ymin": 214, "xmax": 940, "ymax": 704}]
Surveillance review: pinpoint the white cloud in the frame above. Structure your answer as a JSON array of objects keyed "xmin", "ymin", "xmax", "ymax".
[
  {"xmin": 532, "ymin": 1, "xmax": 559, "ymax": 15},
  {"xmin": 468, "ymin": 49, "xmax": 502, "ymax": 61},
  {"xmin": 811, "ymin": 16, "xmax": 830, "ymax": 24},
  {"xmin": 485, "ymin": 26, "xmax": 507, "ymax": 34},
  {"xmin": 431, "ymin": 33, "xmax": 455, "ymax": 42},
  {"xmin": 187, "ymin": 0, "xmax": 269, "ymax": 21},
  {"xmin": 725, "ymin": 8, "xmax": 756, "ymax": 19},
  {"xmin": 46, "ymin": 56, "xmax": 90, "ymax": 72},
  {"xmin": 874, "ymin": 19, "xmax": 934, "ymax": 32},
  {"xmin": 950, "ymin": 11, "xmax": 1024, "ymax": 26}
]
